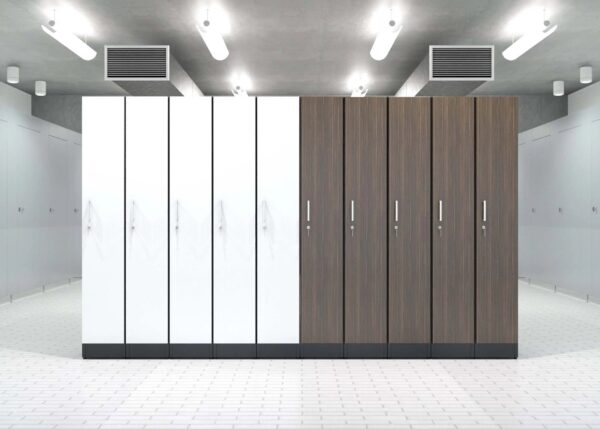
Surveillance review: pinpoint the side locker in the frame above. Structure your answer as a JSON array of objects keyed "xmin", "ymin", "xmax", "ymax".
[
  {"xmin": 0, "ymin": 117, "xmax": 7, "ymax": 301},
  {"xmin": 213, "ymin": 97, "xmax": 256, "ymax": 357},
  {"xmin": 592, "ymin": 119, "xmax": 600, "ymax": 302},
  {"xmin": 475, "ymin": 97, "xmax": 518, "ymax": 358},
  {"xmin": 432, "ymin": 96, "xmax": 475, "ymax": 358},
  {"xmin": 169, "ymin": 97, "xmax": 212, "ymax": 358},
  {"xmin": 300, "ymin": 97, "xmax": 344, "ymax": 358},
  {"xmin": 388, "ymin": 97, "xmax": 431, "ymax": 358},
  {"xmin": 125, "ymin": 97, "xmax": 169, "ymax": 358},
  {"xmin": 344, "ymin": 97, "xmax": 387, "ymax": 358},
  {"xmin": 256, "ymin": 97, "xmax": 300, "ymax": 358},
  {"xmin": 82, "ymin": 97, "xmax": 125, "ymax": 358}
]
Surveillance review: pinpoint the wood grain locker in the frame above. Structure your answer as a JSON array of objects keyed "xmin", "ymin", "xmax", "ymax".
[
  {"xmin": 82, "ymin": 97, "xmax": 125, "ymax": 358},
  {"xmin": 344, "ymin": 97, "xmax": 387, "ymax": 358},
  {"xmin": 300, "ymin": 97, "xmax": 344, "ymax": 358},
  {"xmin": 475, "ymin": 97, "xmax": 518, "ymax": 358},
  {"xmin": 125, "ymin": 97, "xmax": 169, "ymax": 358},
  {"xmin": 257, "ymin": 97, "xmax": 299, "ymax": 358},
  {"xmin": 169, "ymin": 97, "xmax": 212, "ymax": 358},
  {"xmin": 432, "ymin": 96, "xmax": 475, "ymax": 358},
  {"xmin": 388, "ymin": 97, "xmax": 431, "ymax": 358}
]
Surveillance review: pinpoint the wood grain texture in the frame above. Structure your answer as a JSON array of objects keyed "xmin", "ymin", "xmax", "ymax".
[
  {"xmin": 300, "ymin": 97, "xmax": 344, "ymax": 343},
  {"xmin": 432, "ymin": 97, "xmax": 475, "ymax": 344},
  {"xmin": 475, "ymin": 97, "xmax": 518, "ymax": 344},
  {"xmin": 344, "ymin": 97, "xmax": 387, "ymax": 344},
  {"xmin": 388, "ymin": 97, "xmax": 431, "ymax": 344}
]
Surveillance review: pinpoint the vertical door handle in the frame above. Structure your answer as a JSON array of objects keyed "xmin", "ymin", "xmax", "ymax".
[
  {"xmin": 130, "ymin": 200, "xmax": 136, "ymax": 231},
  {"xmin": 438, "ymin": 200, "xmax": 443, "ymax": 222},
  {"xmin": 217, "ymin": 200, "xmax": 225, "ymax": 231},
  {"xmin": 306, "ymin": 200, "xmax": 311, "ymax": 236},
  {"xmin": 261, "ymin": 200, "xmax": 268, "ymax": 230},
  {"xmin": 394, "ymin": 200, "xmax": 399, "ymax": 223},
  {"xmin": 482, "ymin": 200, "xmax": 487, "ymax": 236},
  {"xmin": 175, "ymin": 200, "xmax": 180, "ymax": 231},
  {"xmin": 87, "ymin": 200, "xmax": 92, "ymax": 231},
  {"xmin": 350, "ymin": 200, "xmax": 355, "ymax": 237}
]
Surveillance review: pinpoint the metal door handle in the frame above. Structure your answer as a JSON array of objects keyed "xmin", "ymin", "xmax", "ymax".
[
  {"xmin": 261, "ymin": 200, "xmax": 268, "ymax": 230},
  {"xmin": 351, "ymin": 200, "xmax": 355, "ymax": 222},
  {"xmin": 483, "ymin": 200, "xmax": 487, "ymax": 222},
  {"xmin": 306, "ymin": 200, "xmax": 311, "ymax": 235},
  {"xmin": 593, "ymin": 206, "xmax": 598, "ymax": 213},
  {"xmin": 130, "ymin": 200, "xmax": 136, "ymax": 231},
  {"xmin": 49, "ymin": 208, "xmax": 54, "ymax": 213},
  {"xmin": 87, "ymin": 201, "xmax": 92, "ymax": 231},
  {"xmin": 438, "ymin": 200, "xmax": 443, "ymax": 222},
  {"xmin": 217, "ymin": 200, "xmax": 225, "ymax": 231},
  {"xmin": 175, "ymin": 200, "xmax": 180, "ymax": 231},
  {"xmin": 394, "ymin": 200, "xmax": 399, "ymax": 223}
]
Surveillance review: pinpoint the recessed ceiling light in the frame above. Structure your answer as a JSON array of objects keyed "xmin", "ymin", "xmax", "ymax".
[
  {"xmin": 231, "ymin": 73, "xmax": 251, "ymax": 96},
  {"xmin": 370, "ymin": 9, "xmax": 402, "ymax": 61},
  {"xmin": 502, "ymin": 8, "xmax": 557, "ymax": 61},
  {"xmin": 348, "ymin": 72, "xmax": 369, "ymax": 97},
  {"xmin": 35, "ymin": 80, "xmax": 47, "ymax": 96},
  {"xmin": 580, "ymin": 66, "xmax": 592, "ymax": 84},
  {"xmin": 553, "ymin": 80, "xmax": 564, "ymax": 96},
  {"xmin": 7, "ymin": 66, "xmax": 19, "ymax": 84},
  {"xmin": 197, "ymin": 9, "xmax": 229, "ymax": 61}
]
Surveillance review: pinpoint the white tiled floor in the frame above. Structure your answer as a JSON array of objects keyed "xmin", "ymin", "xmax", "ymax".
[{"xmin": 1, "ymin": 281, "xmax": 600, "ymax": 428}]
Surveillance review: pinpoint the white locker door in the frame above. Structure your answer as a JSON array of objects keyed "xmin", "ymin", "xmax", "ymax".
[
  {"xmin": 0, "ymin": 118, "xmax": 7, "ymax": 300},
  {"xmin": 82, "ymin": 97, "xmax": 125, "ymax": 344},
  {"xmin": 591, "ymin": 119, "xmax": 600, "ymax": 301},
  {"xmin": 126, "ymin": 97, "xmax": 169, "ymax": 345},
  {"xmin": 170, "ymin": 97, "xmax": 212, "ymax": 344},
  {"xmin": 257, "ymin": 97, "xmax": 299, "ymax": 343},
  {"xmin": 68, "ymin": 141, "xmax": 82, "ymax": 279},
  {"xmin": 213, "ymin": 97, "xmax": 256, "ymax": 344}
]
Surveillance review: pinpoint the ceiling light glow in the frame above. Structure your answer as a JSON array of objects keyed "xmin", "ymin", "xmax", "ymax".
[
  {"xmin": 42, "ymin": 22, "xmax": 97, "ymax": 61},
  {"xmin": 501, "ymin": 23, "xmax": 557, "ymax": 61},
  {"xmin": 197, "ymin": 9, "xmax": 229, "ymax": 61},
  {"xmin": 231, "ymin": 72, "xmax": 251, "ymax": 96},
  {"xmin": 370, "ymin": 9, "xmax": 402, "ymax": 61},
  {"xmin": 348, "ymin": 72, "xmax": 369, "ymax": 96}
]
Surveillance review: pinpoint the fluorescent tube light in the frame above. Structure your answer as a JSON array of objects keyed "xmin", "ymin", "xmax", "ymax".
[
  {"xmin": 41, "ymin": 23, "xmax": 97, "ymax": 61},
  {"xmin": 502, "ymin": 23, "xmax": 557, "ymax": 61},
  {"xmin": 197, "ymin": 20, "xmax": 229, "ymax": 61},
  {"xmin": 370, "ymin": 19, "xmax": 402, "ymax": 61},
  {"xmin": 553, "ymin": 80, "xmax": 564, "ymax": 96}
]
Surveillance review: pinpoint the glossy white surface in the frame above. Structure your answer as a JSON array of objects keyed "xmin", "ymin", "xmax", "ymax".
[
  {"xmin": 169, "ymin": 97, "xmax": 212, "ymax": 344},
  {"xmin": 213, "ymin": 97, "xmax": 256, "ymax": 344},
  {"xmin": 257, "ymin": 97, "xmax": 299, "ymax": 344},
  {"xmin": 125, "ymin": 97, "xmax": 168, "ymax": 344},
  {"xmin": 2, "ymin": 280, "xmax": 600, "ymax": 428},
  {"xmin": 81, "ymin": 97, "xmax": 124, "ymax": 344}
]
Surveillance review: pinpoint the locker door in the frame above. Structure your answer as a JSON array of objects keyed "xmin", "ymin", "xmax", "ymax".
[
  {"xmin": 82, "ymin": 97, "xmax": 125, "ymax": 357},
  {"xmin": 388, "ymin": 97, "xmax": 431, "ymax": 357},
  {"xmin": 257, "ymin": 97, "xmax": 299, "ymax": 356},
  {"xmin": 68, "ymin": 141, "xmax": 82, "ymax": 279},
  {"xmin": 432, "ymin": 97, "xmax": 475, "ymax": 358},
  {"xmin": 475, "ymin": 97, "xmax": 518, "ymax": 358},
  {"xmin": 344, "ymin": 97, "xmax": 387, "ymax": 357},
  {"xmin": 213, "ymin": 97, "xmax": 256, "ymax": 355},
  {"xmin": 591, "ymin": 119, "xmax": 600, "ymax": 301},
  {"xmin": 125, "ymin": 97, "xmax": 169, "ymax": 357},
  {"xmin": 169, "ymin": 97, "xmax": 212, "ymax": 357},
  {"xmin": 0, "ymin": 118, "xmax": 7, "ymax": 300},
  {"xmin": 300, "ymin": 97, "xmax": 344, "ymax": 358}
]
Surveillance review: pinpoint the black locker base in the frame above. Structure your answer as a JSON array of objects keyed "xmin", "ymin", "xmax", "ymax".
[
  {"xmin": 126, "ymin": 344, "xmax": 170, "ymax": 359},
  {"xmin": 213, "ymin": 344, "xmax": 257, "ymax": 358},
  {"xmin": 344, "ymin": 344, "xmax": 387, "ymax": 358},
  {"xmin": 431, "ymin": 343, "xmax": 475, "ymax": 359},
  {"xmin": 258, "ymin": 344, "xmax": 300, "ymax": 358},
  {"xmin": 82, "ymin": 344, "xmax": 126, "ymax": 359},
  {"xmin": 300, "ymin": 344, "xmax": 344, "ymax": 358},
  {"xmin": 170, "ymin": 344, "xmax": 213, "ymax": 358},
  {"xmin": 388, "ymin": 343, "xmax": 432, "ymax": 358},
  {"xmin": 475, "ymin": 343, "xmax": 518, "ymax": 359}
]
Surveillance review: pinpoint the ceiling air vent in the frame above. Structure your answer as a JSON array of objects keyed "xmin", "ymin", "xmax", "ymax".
[
  {"xmin": 429, "ymin": 45, "xmax": 494, "ymax": 81},
  {"xmin": 105, "ymin": 45, "xmax": 170, "ymax": 81}
]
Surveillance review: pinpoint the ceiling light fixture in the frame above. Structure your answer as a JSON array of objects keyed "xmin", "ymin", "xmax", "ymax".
[
  {"xmin": 502, "ymin": 10, "xmax": 557, "ymax": 61},
  {"xmin": 580, "ymin": 66, "xmax": 593, "ymax": 84},
  {"xmin": 7, "ymin": 66, "xmax": 19, "ymax": 84},
  {"xmin": 35, "ymin": 80, "xmax": 47, "ymax": 96},
  {"xmin": 351, "ymin": 84, "xmax": 368, "ymax": 97},
  {"xmin": 41, "ymin": 10, "xmax": 97, "ymax": 61},
  {"xmin": 231, "ymin": 84, "xmax": 247, "ymax": 97},
  {"xmin": 370, "ymin": 9, "xmax": 402, "ymax": 61},
  {"xmin": 231, "ymin": 72, "xmax": 250, "ymax": 96},
  {"xmin": 553, "ymin": 80, "xmax": 564, "ymax": 96},
  {"xmin": 197, "ymin": 9, "xmax": 229, "ymax": 61}
]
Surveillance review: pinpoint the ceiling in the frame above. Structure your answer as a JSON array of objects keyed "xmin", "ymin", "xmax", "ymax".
[{"xmin": 1, "ymin": 0, "xmax": 599, "ymax": 96}]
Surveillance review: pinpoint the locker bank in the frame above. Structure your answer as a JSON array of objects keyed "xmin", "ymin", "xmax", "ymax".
[{"xmin": 2, "ymin": 1, "xmax": 600, "ymax": 427}]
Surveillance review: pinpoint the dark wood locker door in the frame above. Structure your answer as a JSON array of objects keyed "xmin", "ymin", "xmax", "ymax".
[
  {"xmin": 432, "ymin": 97, "xmax": 475, "ymax": 354},
  {"xmin": 344, "ymin": 97, "xmax": 387, "ymax": 346},
  {"xmin": 475, "ymin": 97, "xmax": 518, "ymax": 357},
  {"xmin": 388, "ymin": 97, "xmax": 431, "ymax": 350},
  {"xmin": 300, "ymin": 97, "xmax": 344, "ymax": 345}
]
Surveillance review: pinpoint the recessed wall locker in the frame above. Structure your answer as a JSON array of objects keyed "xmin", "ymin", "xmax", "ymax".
[
  {"xmin": 475, "ymin": 97, "xmax": 518, "ymax": 358},
  {"xmin": 169, "ymin": 97, "xmax": 212, "ymax": 358},
  {"xmin": 300, "ymin": 97, "xmax": 344, "ymax": 358},
  {"xmin": 388, "ymin": 97, "xmax": 431, "ymax": 358},
  {"xmin": 82, "ymin": 97, "xmax": 125, "ymax": 358},
  {"xmin": 432, "ymin": 96, "xmax": 475, "ymax": 358},
  {"xmin": 213, "ymin": 97, "xmax": 256, "ymax": 357},
  {"xmin": 344, "ymin": 97, "xmax": 387, "ymax": 358},
  {"xmin": 0, "ymin": 118, "xmax": 7, "ymax": 301},
  {"xmin": 125, "ymin": 97, "xmax": 169, "ymax": 357},
  {"xmin": 257, "ymin": 97, "xmax": 299, "ymax": 357},
  {"xmin": 591, "ymin": 119, "xmax": 600, "ymax": 301}
]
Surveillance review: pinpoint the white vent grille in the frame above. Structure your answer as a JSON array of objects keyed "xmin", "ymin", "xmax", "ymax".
[
  {"xmin": 429, "ymin": 45, "xmax": 494, "ymax": 81},
  {"xmin": 105, "ymin": 46, "xmax": 170, "ymax": 81}
]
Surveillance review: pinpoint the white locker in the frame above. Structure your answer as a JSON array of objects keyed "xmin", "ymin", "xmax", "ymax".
[
  {"xmin": 591, "ymin": 119, "xmax": 600, "ymax": 300},
  {"xmin": 68, "ymin": 141, "xmax": 82, "ymax": 279},
  {"xmin": 169, "ymin": 97, "xmax": 212, "ymax": 344},
  {"xmin": 0, "ymin": 118, "xmax": 7, "ymax": 300},
  {"xmin": 257, "ymin": 97, "xmax": 299, "ymax": 343},
  {"xmin": 82, "ymin": 97, "xmax": 125, "ymax": 344},
  {"xmin": 213, "ymin": 97, "xmax": 256, "ymax": 344},
  {"xmin": 125, "ymin": 97, "xmax": 169, "ymax": 344}
]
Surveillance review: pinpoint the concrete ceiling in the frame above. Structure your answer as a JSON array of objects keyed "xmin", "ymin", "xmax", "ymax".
[{"xmin": 1, "ymin": 0, "xmax": 599, "ymax": 96}]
